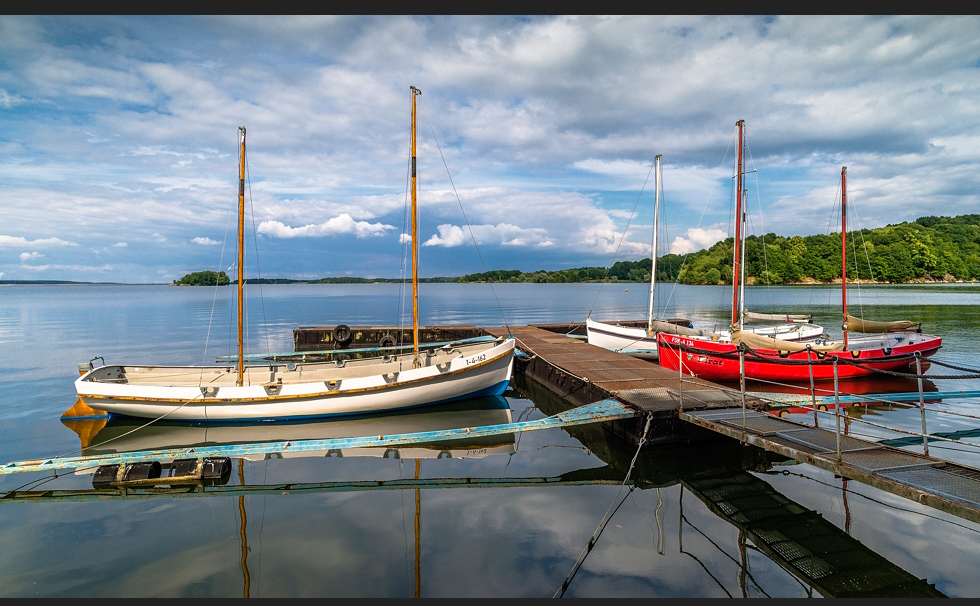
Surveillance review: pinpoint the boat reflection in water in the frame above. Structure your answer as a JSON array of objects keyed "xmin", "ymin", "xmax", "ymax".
[{"xmin": 63, "ymin": 395, "xmax": 516, "ymax": 463}]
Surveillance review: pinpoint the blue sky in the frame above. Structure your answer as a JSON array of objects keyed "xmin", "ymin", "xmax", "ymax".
[{"xmin": 2, "ymin": 15, "xmax": 979, "ymax": 283}]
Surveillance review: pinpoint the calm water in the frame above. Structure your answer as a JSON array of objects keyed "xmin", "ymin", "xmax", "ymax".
[{"xmin": 2, "ymin": 282, "xmax": 980, "ymax": 597}]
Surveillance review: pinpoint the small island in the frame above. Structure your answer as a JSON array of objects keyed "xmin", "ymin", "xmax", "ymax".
[{"xmin": 172, "ymin": 270, "xmax": 231, "ymax": 286}]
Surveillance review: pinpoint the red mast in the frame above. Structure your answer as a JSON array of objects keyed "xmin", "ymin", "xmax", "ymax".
[
  {"xmin": 841, "ymin": 166, "xmax": 848, "ymax": 348},
  {"xmin": 731, "ymin": 120, "xmax": 745, "ymax": 329}
]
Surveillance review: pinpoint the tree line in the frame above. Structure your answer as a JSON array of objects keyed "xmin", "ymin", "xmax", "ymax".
[
  {"xmin": 173, "ymin": 214, "xmax": 980, "ymax": 286},
  {"xmin": 676, "ymin": 214, "xmax": 980, "ymax": 285}
]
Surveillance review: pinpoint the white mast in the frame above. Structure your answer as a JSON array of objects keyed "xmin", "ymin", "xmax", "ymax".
[{"xmin": 646, "ymin": 154, "xmax": 662, "ymax": 334}]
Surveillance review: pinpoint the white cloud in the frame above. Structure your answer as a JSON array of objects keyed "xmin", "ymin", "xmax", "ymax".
[
  {"xmin": 0, "ymin": 88, "xmax": 28, "ymax": 109},
  {"xmin": 112, "ymin": 242, "xmax": 128, "ymax": 247},
  {"xmin": 19, "ymin": 251, "xmax": 43, "ymax": 261},
  {"xmin": 257, "ymin": 214, "xmax": 395, "ymax": 238},
  {"xmin": 192, "ymin": 237, "xmax": 220, "ymax": 245},
  {"xmin": 0, "ymin": 235, "xmax": 78, "ymax": 247},
  {"xmin": 423, "ymin": 223, "xmax": 554, "ymax": 248},
  {"xmin": 670, "ymin": 227, "xmax": 729, "ymax": 255}
]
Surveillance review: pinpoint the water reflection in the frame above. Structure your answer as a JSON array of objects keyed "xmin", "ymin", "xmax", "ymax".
[{"xmin": 63, "ymin": 396, "xmax": 517, "ymax": 463}]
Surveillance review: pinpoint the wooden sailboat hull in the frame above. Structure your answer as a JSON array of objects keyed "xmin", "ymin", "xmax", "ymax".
[
  {"xmin": 76, "ymin": 339, "xmax": 515, "ymax": 421},
  {"xmin": 656, "ymin": 332, "xmax": 942, "ymax": 382}
]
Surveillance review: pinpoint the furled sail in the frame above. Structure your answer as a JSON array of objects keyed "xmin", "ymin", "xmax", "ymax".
[
  {"xmin": 744, "ymin": 311, "xmax": 812, "ymax": 323},
  {"xmin": 731, "ymin": 329, "xmax": 844, "ymax": 352},
  {"xmin": 844, "ymin": 314, "xmax": 920, "ymax": 334},
  {"xmin": 649, "ymin": 319, "xmax": 719, "ymax": 339}
]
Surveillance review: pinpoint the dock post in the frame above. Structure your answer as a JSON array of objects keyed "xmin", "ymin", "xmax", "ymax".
[
  {"xmin": 834, "ymin": 358, "xmax": 841, "ymax": 462},
  {"xmin": 916, "ymin": 352, "xmax": 929, "ymax": 456},
  {"xmin": 677, "ymin": 341, "xmax": 684, "ymax": 413},
  {"xmin": 807, "ymin": 346, "xmax": 817, "ymax": 427},
  {"xmin": 739, "ymin": 345, "xmax": 747, "ymax": 443}
]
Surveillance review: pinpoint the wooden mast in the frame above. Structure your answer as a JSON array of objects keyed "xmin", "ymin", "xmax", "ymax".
[
  {"xmin": 647, "ymin": 154, "xmax": 662, "ymax": 334},
  {"xmin": 731, "ymin": 119, "xmax": 745, "ymax": 330},
  {"xmin": 237, "ymin": 126, "xmax": 246, "ymax": 386},
  {"xmin": 410, "ymin": 86, "xmax": 421, "ymax": 360},
  {"xmin": 841, "ymin": 166, "xmax": 849, "ymax": 349}
]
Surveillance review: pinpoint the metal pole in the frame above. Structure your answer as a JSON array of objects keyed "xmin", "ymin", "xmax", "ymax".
[
  {"xmin": 916, "ymin": 352, "xmax": 929, "ymax": 456},
  {"xmin": 677, "ymin": 340, "xmax": 684, "ymax": 413},
  {"xmin": 807, "ymin": 346, "xmax": 817, "ymax": 427},
  {"xmin": 834, "ymin": 358, "xmax": 841, "ymax": 462},
  {"xmin": 739, "ymin": 346, "xmax": 747, "ymax": 442}
]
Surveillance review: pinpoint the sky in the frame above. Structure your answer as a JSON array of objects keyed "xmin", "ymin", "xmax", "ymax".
[{"xmin": 1, "ymin": 15, "xmax": 979, "ymax": 283}]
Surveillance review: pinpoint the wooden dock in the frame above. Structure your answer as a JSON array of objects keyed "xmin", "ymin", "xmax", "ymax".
[{"xmin": 483, "ymin": 325, "xmax": 765, "ymax": 445}]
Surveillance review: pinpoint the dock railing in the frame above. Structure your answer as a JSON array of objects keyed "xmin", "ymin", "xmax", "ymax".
[{"xmin": 719, "ymin": 346, "xmax": 980, "ymax": 458}]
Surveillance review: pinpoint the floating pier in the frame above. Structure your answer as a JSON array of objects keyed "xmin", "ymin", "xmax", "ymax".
[{"xmin": 483, "ymin": 323, "xmax": 980, "ymax": 526}]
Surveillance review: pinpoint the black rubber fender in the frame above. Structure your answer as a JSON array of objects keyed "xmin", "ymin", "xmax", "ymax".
[{"xmin": 332, "ymin": 324, "xmax": 353, "ymax": 346}]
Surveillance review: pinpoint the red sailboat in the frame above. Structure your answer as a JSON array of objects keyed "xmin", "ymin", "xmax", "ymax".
[{"xmin": 657, "ymin": 123, "xmax": 942, "ymax": 382}]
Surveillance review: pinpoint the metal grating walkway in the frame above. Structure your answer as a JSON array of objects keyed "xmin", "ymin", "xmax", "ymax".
[{"xmin": 683, "ymin": 408, "xmax": 980, "ymax": 525}]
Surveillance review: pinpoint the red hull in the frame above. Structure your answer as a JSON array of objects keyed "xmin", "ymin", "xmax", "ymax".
[{"xmin": 656, "ymin": 332, "xmax": 942, "ymax": 382}]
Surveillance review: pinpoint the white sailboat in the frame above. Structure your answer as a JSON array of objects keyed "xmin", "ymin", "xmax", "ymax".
[
  {"xmin": 587, "ymin": 155, "xmax": 727, "ymax": 360},
  {"xmin": 585, "ymin": 154, "xmax": 700, "ymax": 360},
  {"xmin": 75, "ymin": 86, "xmax": 516, "ymax": 422}
]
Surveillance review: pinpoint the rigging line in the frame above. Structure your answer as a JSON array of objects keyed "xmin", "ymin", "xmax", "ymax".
[
  {"xmin": 46, "ymin": 393, "xmax": 208, "ymax": 461},
  {"xmin": 679, "ymin": 513, "xmax": 772, "ymax": 598},
  {"xmin": 848, "ymin": 200, "xmax": 883, "ymax": 311},
  {"xmin": 663, "ymin": 132, "xmax": 735, "ymax": 312},
  {"xmin": 203, "ymin": 138, "xmax": 239, "ymax": 365},
  {"xmin": 397, "ymin": 141, "xmax": 412, "ymax": 348},
  {"xmin": 846, "ymin": 200, "xmax": 867, "ymax": 320},
  {"xmin": 554, "ymin": 414, "xmax": 652, "ymax": 598},
  {"xmin": 417, "ymin": 98, "xmax": 511, "ymax": 334},
  {"xmin": 586, "ymin": 159, "xmax": 656, "ymax": 320},
  {"xmin": 246, "ymin": 156, "xmax": 271, "ymax": 356},
  {"xmin": 679, "ymin": 538, "xmax": 734, "ymax": 598},
  {"xmin": 743, "ymin": 136, "xmax": 776, "ymax": 314}
]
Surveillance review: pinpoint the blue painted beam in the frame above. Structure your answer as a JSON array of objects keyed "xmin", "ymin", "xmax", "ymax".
[{"xmin": 2, "ymin": 399, "xmax": 639, "ymax": 475}]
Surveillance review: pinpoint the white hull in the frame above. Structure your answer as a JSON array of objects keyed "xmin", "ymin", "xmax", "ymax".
[
  {"xmin": 586, "ymin": 318, "xmax": 659, "ymax": 357},
  {"xmin": 76, "ymin": 339, "xmax": 515, "ymax": 421}
]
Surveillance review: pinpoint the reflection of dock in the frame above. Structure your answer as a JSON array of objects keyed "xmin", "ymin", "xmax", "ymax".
[
  {"xmin": 483, "ymin": 325, "xmax": 980, "ymax": 527},
  {"xmin": 683, "ymin": 408, "xmax": 980, "ymax": 525},
  {"xmin": 684, "ymin": 470, "xmax": 944, "ymax": 597}
]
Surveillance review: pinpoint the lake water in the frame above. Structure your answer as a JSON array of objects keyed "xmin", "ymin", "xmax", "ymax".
[{"xmin": 2, "ymin": 282, "xmax": 980, "ymax": 597}]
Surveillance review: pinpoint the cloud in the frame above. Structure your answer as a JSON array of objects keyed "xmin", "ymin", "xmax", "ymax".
[
  {"xmin": 112, "ymin": 242, "xmax": 128, "ymax": 247},
  {"xmin": 192, "ymin": 237, "xmax": 220, "ymax": 245},
  {"xmin": 19, "ymin": 251, "xmax": 43, "ymax": 261},
  {"xmin": 0, "ymin": 88, "xmax": 28, "ymax": 109},
  {"xmin": 423, "ymin": 223, "xmax": 554, "ymax": 248},
  {"xmin": 257, "ymin": 214, "xmax": 395, "ymax": 238},
  {"xmin": 669, "ymin": 227, "xmax": 729, "ymax": 255},
  {"xmin": 0, "ymin": 235, "xmax": 78, "ymax": 247}
]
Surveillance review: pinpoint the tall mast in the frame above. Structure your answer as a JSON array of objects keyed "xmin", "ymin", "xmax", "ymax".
[
  {"xmin": 410, "ymin": 86, "xmax": 421, "ymax": 359},
  {"xmin": 841, "ymin": 166, "xmax": 848, "ymax": 349},
  {"xmin": 237, "ymin": 126, "xmax": 246, "ymax": 386},
  {"xmin": 647, "ymin": 154, "xmax": 662, "ymax": 334},
  {"xmin": 731, "ymin": 119, "xmax": 745, "ymax": 330},
  {"xmin": 739, "ymin": 185, "xmax": 747, "ymax": 324}
]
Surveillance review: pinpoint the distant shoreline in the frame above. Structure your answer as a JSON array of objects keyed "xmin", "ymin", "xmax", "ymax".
[{"xmin": 2, "ymin": 279, "xmax": 975, "ymax": 287}]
